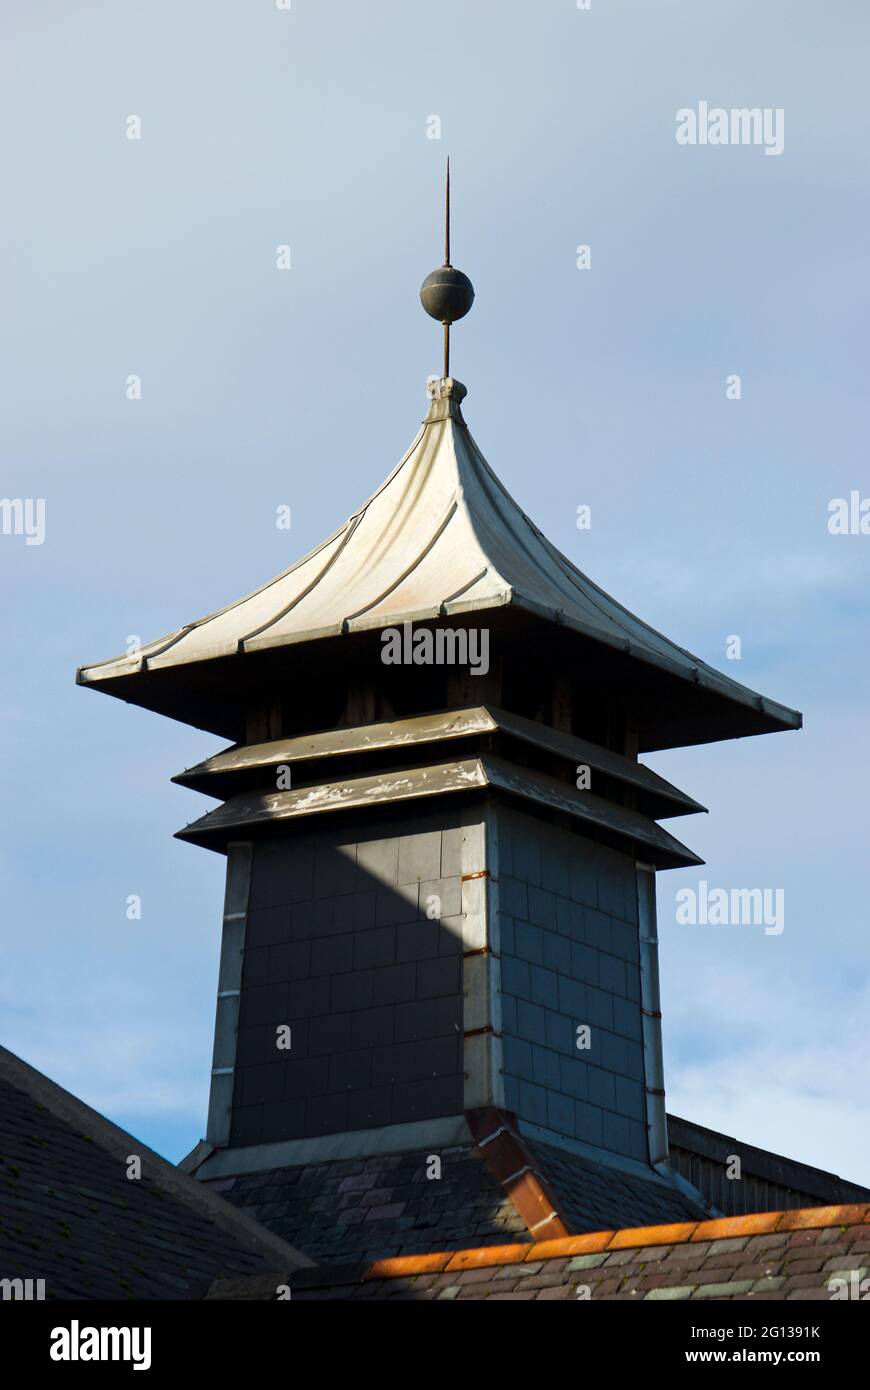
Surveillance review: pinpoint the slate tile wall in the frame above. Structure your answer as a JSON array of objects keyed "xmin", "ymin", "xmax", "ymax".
[
  {"xmin": 497, "ymin": 806, "xmax": 649, "ymax": 1163},
  {"xmin": 230, "ymin": 811, "xmax": 466, "ymax": 1146}
]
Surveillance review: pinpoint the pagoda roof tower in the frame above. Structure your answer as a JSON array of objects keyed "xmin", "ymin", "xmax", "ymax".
[{"xmin": 76, "ymin": 170, "xmax": 804, "ymax": 1220}]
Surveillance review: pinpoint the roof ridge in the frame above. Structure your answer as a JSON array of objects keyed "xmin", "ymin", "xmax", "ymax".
[
  {"xmin": 466, "ymin": 1106, "xmax": 570, "ymax": 1240},
  {"xmin": 354, "ymin": 1201, "xmax": 870, "ymax": 1282}
]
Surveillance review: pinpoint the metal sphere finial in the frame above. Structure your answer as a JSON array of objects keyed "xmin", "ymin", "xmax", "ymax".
[
  {"xmin": 419, "ymin": 159, "xmax": 474, "ymax": 378},
  {"xmin": 419, "ymin": 266, "xmax": 475, "ymax": 326}
]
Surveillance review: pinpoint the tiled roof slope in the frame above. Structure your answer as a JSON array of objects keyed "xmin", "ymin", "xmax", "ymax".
[
  {"xmin": 208, "ymin": 1137, "xmax": 706, "ymax": 1265},
  {"xmin": 0, "ymin": 1046, "xmax": 310, "ymax": 1300},
  {"xmin": 208, "ymin": 1144, "xmax": 528, "ymax": 1265},
  {"xmin": 206, "ymin": 1204, "xmax": 870, "ymax": 1301},
  {"xmin": 528, "ymin": 1139, "xmax": 706, "ymax": 1232}
]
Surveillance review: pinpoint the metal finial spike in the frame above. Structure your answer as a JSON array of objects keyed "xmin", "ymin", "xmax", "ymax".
[
  {"xmin": 420, "ymin": 160, "xmax": 474, "ymax": 380},
  {"xmin": 443, "ymin": 159, "xmax": 451, "ymax": 377}
]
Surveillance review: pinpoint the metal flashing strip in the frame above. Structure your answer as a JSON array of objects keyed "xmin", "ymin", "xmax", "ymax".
[
  {"xmin": 194, "ymin": 1115, "xmax": 471, "ymax": 1180},
  {"xmin": 637, "ymin": 863, "xmax": 669, "ymax": 1171},
  {"xmin": 205, "ymin": 842, "xmax": 253, "ymax": 1148},
  {"xmin": 459, "ymin": 811, "xmax": 503, "ymax": 1111},
  {"xmin": 528, "ymin": 1210, "xmax": 564, "ymax": 1234}
]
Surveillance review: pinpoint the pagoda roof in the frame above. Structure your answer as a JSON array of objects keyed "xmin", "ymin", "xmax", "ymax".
[{"xmin": 77, "ymin": 378, "xmax": 801, "ymax": 748}]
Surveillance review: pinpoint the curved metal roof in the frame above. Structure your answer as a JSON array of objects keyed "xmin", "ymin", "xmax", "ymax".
[{"xmin": 77, "ymin": 377, "xmax": 801, "ymax": 740}]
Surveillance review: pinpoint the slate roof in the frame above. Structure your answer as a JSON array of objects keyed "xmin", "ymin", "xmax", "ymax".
[
  {"xmin": 206, "ymin": 1203, "xmax": 870, "ymax": 1301},
  {"xmin": 205, "ymin": 1137, "xmax": 707, "ymax": 1266},
  {"xmin": 206, "ymin": 1144, "xmax": 527, "ymax": 1265},
  {"xmin": 77, "ymin": 378, "xmax": 801, "ymax": 749},
  {"xmin": 529, "ymin": 1139, "xmax": 707, "ymax": 1233},
  {"xmin": 6, "ymin": 1040, "xmax": 867, "ymax": 1304},
  {"xmin": 0, "ymin": 1045, "xmax": 310, "ymax": 1300}
]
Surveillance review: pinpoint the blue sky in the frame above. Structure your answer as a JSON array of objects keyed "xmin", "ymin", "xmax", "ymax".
[{"xmin": 2, "ymin": 0, "xmax": 868, "ymax": 1182}]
